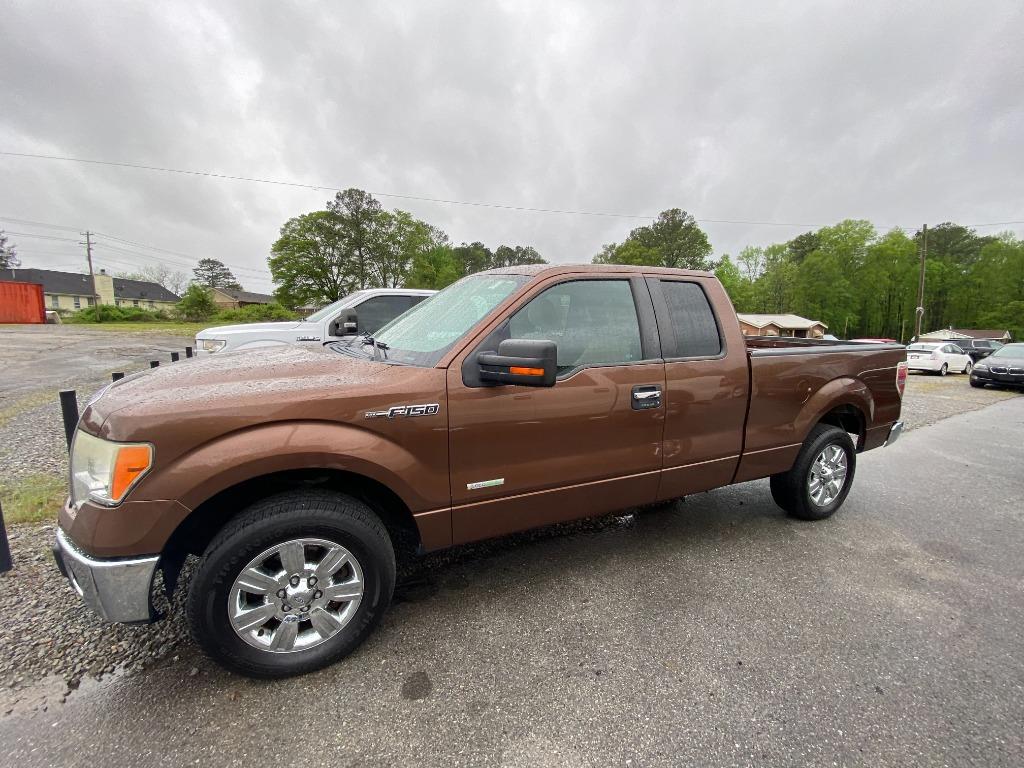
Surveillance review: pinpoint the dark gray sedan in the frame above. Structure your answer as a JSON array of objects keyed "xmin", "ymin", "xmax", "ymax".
[{"xmin": 970, "ymin": 342, "xmax": 1024, "ymax": 389}]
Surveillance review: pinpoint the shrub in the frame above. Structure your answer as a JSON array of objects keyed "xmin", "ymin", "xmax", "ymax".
[
  {"xmin": 214, "ymin": 303, "xmax": 298, "ymax": 323},
  {"xmin": 176, "ymin": 284, "xmax": 217, "ymax": 321},
  {"xmin": 66, "ymin": 305, "xmax": 170, "ymax": 323}
]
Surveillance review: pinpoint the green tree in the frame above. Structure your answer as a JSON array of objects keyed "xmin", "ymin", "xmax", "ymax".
[
  {"xmin": 592, "ymin": 209, "xmax": 711, "ymax": 270},
  {"xmin": 269, "ymin": 211, "xmax": 353, "ymax": 308},
  {"xmin": 326, "ymin": 188, "xmax": 384, "ymax": 289},
  {"xmin": 492, "ymin": 245, "xmax": 546, "ymax": 269},
  {"xmin": 452, "ymin": 242, "xmax": 494, "ymax": 275},
  {"xmin": 371, "ymin": 210, "xmax": 447, "ymax": 287},
  {"xmin": 406, "ymin": 245, "xmax": 462, "ymax": 289},
  {"xmin": 193, "ymin": 258, "xmax": 242, "ymax": 290},
  {"xmin": 176, "ymin": 283, "xmax": 217, "ymax": 321},
  {"xmin": 714, "ymin": 255, "xmax": 751, "ymax": 310},
  {"xmin": 0, "ymin": 231, "xmax": 19, "ymax": 269}
]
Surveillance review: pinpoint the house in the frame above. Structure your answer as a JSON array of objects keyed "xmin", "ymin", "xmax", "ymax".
[
  {"xmin": 737, "ymin": 313, "xmax": 828, "ymax": 338},
  {"xmin": 0, "ymin": 267, "xmax": 180, "ymax": 312},
  {"xmin": 209, "ymin": 287, "xmax": 275, "ymax": 309},
  {"xmin": 917, "ymin": 328, "xmax": 1013, "ymax": 343}
]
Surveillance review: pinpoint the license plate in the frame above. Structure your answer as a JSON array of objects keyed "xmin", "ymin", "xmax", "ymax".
[{"xmin": 909, "ymin": 355, "xmax": 920, "ymax": 359}]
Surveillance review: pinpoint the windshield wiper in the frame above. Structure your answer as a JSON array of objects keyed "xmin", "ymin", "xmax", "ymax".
[{"xmin": 360, "ymin": 334, "xmax": 389, "ymax": 361}]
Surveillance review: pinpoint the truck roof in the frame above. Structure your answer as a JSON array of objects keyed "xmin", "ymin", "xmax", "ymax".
[{"xmin": 482, "ymin": 263, "xmax": 714, "ymax": 278}]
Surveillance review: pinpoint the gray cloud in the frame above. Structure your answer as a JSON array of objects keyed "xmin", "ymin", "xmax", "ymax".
[{"xmin": 2, "ymin": 0, "xmax": 1022, "ymax": 292}]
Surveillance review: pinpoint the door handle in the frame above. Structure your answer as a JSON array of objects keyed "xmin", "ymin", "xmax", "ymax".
[
  {"xmin": 632, "ymin": 389, "xmax": 661, "ymax": 400},
  {"xmin": 631, "ymin": 385, "xmax": 662, "ymax": 410}
]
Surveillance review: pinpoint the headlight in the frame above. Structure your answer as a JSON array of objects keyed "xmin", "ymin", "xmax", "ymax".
[
  {"xmin": 70, "ymin": 431, "xmax": 153, "ymax": 509},
  {"xmin": 197, "ymin": 338, "xmax": 226, "ymax": 353},
  {"xmin": 974, "ymin": 363, "xmax": 988, "ymax": 372}
]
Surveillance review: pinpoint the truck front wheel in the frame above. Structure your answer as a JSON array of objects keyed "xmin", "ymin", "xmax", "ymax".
[
  {"xmin": 770, "ymin": 424, "xmax": 856, "ymax": 521},
  {"xmin": 186, "ymin": 489, "xmax": 396, "ymax": 678}
]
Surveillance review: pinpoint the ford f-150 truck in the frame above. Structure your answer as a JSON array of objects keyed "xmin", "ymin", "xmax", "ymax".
[
  {"xmin": 194, "ymin": 288, "xmax": 434, "ymax": 354},
  {"xmin": 54, "ymin": 264, "xmax": 907, "ymax": 678}
]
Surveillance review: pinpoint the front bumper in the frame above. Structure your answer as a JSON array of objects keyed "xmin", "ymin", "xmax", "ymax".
[
  {"xmin": 52, "ymin": 527, "xmax": 160, "ymax": 624},
  {"xmin": 884, "ymin": 420, "xmax": 904, "ymax": 447},
  {"xmin": 972, "ymin": 369, "xmax": 1024, "ymax": 386}
]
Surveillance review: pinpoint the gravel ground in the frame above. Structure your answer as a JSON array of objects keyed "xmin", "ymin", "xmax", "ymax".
[{"xmin": 0, "ymin": 330, "xmax": 1019, "ymax": 715}]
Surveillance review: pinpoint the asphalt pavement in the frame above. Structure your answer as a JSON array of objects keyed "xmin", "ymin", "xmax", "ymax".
[{"xmin": 2, "ymin": 397, "xmax": 1022, "ymax": 767}]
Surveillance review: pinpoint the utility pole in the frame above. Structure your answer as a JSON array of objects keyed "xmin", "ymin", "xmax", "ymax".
[
  {"xmin": 81, "ymin": 230, "xmax": 101, "ymax": 322},
  {"xmin": 913, "ymin": 223, "xmax": 927, "ymax": 340}
]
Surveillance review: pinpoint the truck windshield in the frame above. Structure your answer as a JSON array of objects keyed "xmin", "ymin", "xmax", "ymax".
[{"xmin": 365, "ymin": 274, "xmax": 529, "ymax": 367}]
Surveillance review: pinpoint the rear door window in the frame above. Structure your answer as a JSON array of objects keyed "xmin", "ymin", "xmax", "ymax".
[{"xmin": 659, "ymin": 281, "xmax": 722, "ymax": 357}]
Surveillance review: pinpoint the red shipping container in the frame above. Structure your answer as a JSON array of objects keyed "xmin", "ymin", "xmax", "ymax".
[{"xmin": 0, "ymin": 281, "xmax": 46, "ymax": 323}]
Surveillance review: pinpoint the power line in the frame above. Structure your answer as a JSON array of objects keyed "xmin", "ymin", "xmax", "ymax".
[
  {"xmin": 1, "ymin": 230, "xmax": 80, "ymax": 242},
  {"xmin": 7, "ymin": 149, "xmax": 1023, "ymax": 230}
]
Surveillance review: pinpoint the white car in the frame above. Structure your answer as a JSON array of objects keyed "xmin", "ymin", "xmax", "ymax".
[
  {"xmin": 905, "ymin": 342, "xmax": 973, "ymax": 375},
  {"xmin": 195, "ymin": 288, "xmax": 435, "ymax": 355}
]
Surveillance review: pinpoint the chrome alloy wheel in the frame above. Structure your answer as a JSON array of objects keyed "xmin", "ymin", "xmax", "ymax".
[
  {"xmin": 228, "ymin": 538, "xmax": 364, "ymax": 653},
  {"xmin": 807, "ymin": 444, "xmax": 848, "ymax": 507}
]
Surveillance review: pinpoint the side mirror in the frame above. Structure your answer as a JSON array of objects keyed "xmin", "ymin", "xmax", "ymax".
[
  {"xmin": 477, "ymin": 339, "xmax": 557, "ymax": 387},
  {"xmin": 331, "ymin": 314, "xmax": 359, "ymax": 336}
]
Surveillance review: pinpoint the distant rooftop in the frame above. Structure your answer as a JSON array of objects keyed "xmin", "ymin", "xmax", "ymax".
[{"xmin": 737, "ymin": 313, "xmax": 828, "ymax": 330}]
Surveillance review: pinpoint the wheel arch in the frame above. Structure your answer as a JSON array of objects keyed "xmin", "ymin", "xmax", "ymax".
[{"xmin": 160, "ymin": 467, "xmax": 423, "ymax": 597}]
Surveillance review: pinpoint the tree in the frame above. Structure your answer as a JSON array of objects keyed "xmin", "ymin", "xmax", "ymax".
[
  {"xmin": 176, "ymin": 283, "xmax": 217, "ymax": 321},
  {"xmin": 193, "ymin": 258, "xmax": 242, "ymax": 290},
  {"xmin": 0, "ymin": 231, "xmax": 20, "ymax": 269},
  {"xmin": 714, "ymin": 255, "xmax": 750, "ymax": 310},
  {"xmin": 116, "ymin": 264, "xmax": 188, "ymax": 296},
  {"xmin": 327, "ymin": 188, "xmax": 384, "ymax": 289},
  {"xmin": 452, "ymin": 242, "xmax": 494, "ymax": 276},
  {"xmin": 491, "ymin": 245, "xmax": 546, "ymax": 269},
  {"xmin": 406, "ymin": 245, "xmax": 462, "ymax": 289},
  {"xmin": 269, "ymin": 211, "xmax": 353, "ymax": 308},
  {"xmin": 269, "ymin": 192, "xmax": 451, "ymax": 305},
  {"xmin": 592, "ymin": 209, "xmax": 711, "ymax": 270},
  {"xmin": 371, "ymin": 210, "xmax": 447, "ymax": 287}
]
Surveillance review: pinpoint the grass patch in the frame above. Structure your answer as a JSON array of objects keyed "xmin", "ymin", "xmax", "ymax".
[
  {"xmin": 62, "ymin": 321, "xmax": 208, "ymax": 336},
  {"xmin": 0, "ymin": 473, "xmax": 66, "ymax": 525}
]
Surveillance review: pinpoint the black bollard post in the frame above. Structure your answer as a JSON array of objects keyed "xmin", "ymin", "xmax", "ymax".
[
  {"xmin": 150, "ymin": 360, "xmax": 159, "ymax": 368},
  {"xmin": 58, "ymin": 389, "xmax": 79, "ymax": 452},
  {"xmin": 112, "ymin": 371, "xmax": 124, "ymax": 381},
  {"xmin": 0, "ymin": 501, "xmax": 12, "ymax": 574},
  {"xmin": 170, "ymin": 352, "xmax": 180, "ymax": 362},
  {"xmin": 185, "ymin": 346, "xmax": 193, "ymax": 358}
]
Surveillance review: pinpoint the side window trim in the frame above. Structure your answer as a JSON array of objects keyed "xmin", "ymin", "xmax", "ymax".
[{"xmin": 646, "ymin": 277, "xmax": 727, "ymax": 361}]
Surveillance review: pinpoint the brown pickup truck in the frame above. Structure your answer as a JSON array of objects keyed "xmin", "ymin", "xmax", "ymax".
[{"xmin": 54, "ymin": 264, "xmax": 907, "ymax": 677}]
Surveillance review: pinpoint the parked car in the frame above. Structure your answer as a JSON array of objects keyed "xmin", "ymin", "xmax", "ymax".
[
  {"xmin": 969, "ymin": 343, "xmax": 1024, "ymax": 389},
  {"xmin": 194, "ymin": 288, "xmax": 435, "ymax": 355},
  {"xmin": 851, "ymin": 338, "xmax": 898, "ymax": 344},
  {"xmin": 933, "ymin": 338, "xmax": 1003, "ymax": 363},
  {"xmin": 905, "ymin": 342, "xmax": 973, "ymax": 375},
  {"xmin": 54, "ymin": 265, "xmax": 906, "ymax": 678}
]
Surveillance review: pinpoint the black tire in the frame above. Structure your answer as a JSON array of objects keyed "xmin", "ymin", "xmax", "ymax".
[
  {"xmin": 969, "ymin": 378, "xmax": 985, "ymax": 389},
  {"xmin": 186, "ymin": 489, "xmax": 396, "ymax": 678},
  {"xmin": 963, "ymin": 361, "xmax": 973, "ymax": 374},
  {"xmin": 769, "ymin": 424, "xmax": 856, "ymax": 521},
  {"xmin": 939, "ymin": 363, "xmax": 948, "ymax": 376}
]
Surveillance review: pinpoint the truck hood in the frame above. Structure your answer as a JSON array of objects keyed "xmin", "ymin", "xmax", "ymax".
[
  {"xmin": 80, "ymin": 344, "xmax": 443, "ymax": 446},
  {"xmin": 196, "ymin": 321, "xmax": 305, "ymax": 337}
]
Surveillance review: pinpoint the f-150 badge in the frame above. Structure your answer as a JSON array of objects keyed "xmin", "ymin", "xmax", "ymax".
[{"xmin": 364, "ymin": 403, "xmax": 440, "ymax": 419}]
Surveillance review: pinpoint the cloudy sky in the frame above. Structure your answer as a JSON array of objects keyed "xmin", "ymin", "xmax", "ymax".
[{"xmin": 2, "ymin": 1, "xmax": 1022, "ymax": 293}]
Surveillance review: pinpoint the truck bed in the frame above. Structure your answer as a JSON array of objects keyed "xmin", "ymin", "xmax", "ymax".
[{"xmin": 734, "ymin": 336, "xmax": 907, "ymax": 483}]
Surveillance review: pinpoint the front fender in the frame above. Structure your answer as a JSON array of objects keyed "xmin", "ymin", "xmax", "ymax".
[{"xmin": 136, "ymin": 420, "xmax": 450, "ymax": 516}]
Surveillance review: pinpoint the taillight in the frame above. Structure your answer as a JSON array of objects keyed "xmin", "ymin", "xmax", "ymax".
[
  {"xmin": 896, "ymin": 362, "xmax": 908, "ymax": 398},
  {"xmin": 930, "ymin": 351, "xmax": 940, "ymax": 359}
]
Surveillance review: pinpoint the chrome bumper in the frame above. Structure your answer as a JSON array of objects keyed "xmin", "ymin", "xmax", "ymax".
[
  {"xmin": 52, "ymin": 527, "xmax": 160, "ymax": 624},
  {"xmin": 884, "ymin": 420, "xmax": 904, "ymax": 447}
]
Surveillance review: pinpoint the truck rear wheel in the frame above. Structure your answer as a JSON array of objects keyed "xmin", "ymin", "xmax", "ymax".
[
  {"xmin": 770, "ymin": 424, "xmax": 856, "ymax": 521},
  {"xmin": 186, "ymin": 489, "xmax": 395, "ymax": 678}
]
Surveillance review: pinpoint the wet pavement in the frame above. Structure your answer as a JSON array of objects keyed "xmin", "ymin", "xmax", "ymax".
[{"xmin": 2, "ymin": 397, "xmax": 1022, "ymax": 767}]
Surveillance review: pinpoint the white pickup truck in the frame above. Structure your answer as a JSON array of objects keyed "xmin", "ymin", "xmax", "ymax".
[{"xmin": 194, "ymin": 288, "xmax": 434, "ymax": 354}]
